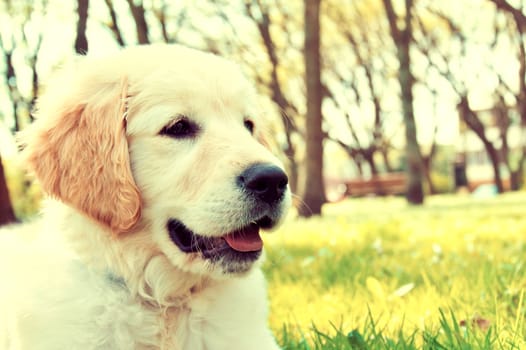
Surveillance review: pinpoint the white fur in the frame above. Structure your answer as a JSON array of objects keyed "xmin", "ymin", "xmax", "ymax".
[{"xmin": 0, "ymin": 44, "xmax": 289, "ymax": 349}]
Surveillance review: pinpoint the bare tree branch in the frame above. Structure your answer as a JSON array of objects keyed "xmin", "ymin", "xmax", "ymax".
[
  {"xmin": 152, "ymin": 1, "xmax": 188, "ymax": 43},
  {"xmin": 488, "ymin": 0, "xmax": 526, "ymax": 30},
  {"xmin": 103, "ymin": 0, "xmax": 125, "ymax": 46}
]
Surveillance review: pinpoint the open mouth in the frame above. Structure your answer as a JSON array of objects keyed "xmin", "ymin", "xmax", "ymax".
[{"xmin": 167, "ymin": 216, "xmax": 275, "ymax": 259}]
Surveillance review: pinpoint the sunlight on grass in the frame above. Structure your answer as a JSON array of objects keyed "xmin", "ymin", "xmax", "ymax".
[{"xmin": 263, "ymin": 193, "xmax": 526, "ymax": 349}]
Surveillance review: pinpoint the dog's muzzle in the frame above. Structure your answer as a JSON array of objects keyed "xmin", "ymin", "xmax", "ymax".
[{"xmin": 167, "ymin": 163, "xmax": 289, "ymax": 271}]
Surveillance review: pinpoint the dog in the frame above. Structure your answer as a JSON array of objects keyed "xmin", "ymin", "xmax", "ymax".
[{"xmin": 0, "ymin": 44, "xmax": 290, "ymax": 349}]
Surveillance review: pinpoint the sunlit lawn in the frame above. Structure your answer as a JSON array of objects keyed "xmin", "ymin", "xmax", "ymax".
[{"xmin": 263, "ymin": 192, "xmax": 526, "ymax": 349}]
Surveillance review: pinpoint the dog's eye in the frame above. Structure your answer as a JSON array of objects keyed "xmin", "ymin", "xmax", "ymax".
[
  {"xmin": 244, "ymin": 119, "xmax": 254, "ymax": 134},
  {"xmin": 160, "ymin": 117, "xmax": 199, "ymax": 139}
]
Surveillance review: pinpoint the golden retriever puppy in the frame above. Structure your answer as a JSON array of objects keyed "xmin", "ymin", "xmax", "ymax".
[{"xmin": 0, "ymin": 44, "xmax": 290, "ymax": 349}]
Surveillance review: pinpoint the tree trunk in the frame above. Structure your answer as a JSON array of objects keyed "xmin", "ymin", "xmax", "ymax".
[
  {"xmin": 510, "ymin": 165, "xmax": 523, "ymax": 191},
  {"xmin": 0, "ymin": 156, "xmax": 16, "ymax": 226},
  {"xmin": 0, "ymin": 43, "xmax": 19, "ymax": 132},
  {"xmin": 510, "ymin": 145, "xmax": 526, "ymax": 190},
  {"xmin": 126, "ymin": 0, "xmax": 150, "ymax": 44},
  {"xmin": 458, "ymin": 96, "xmax": 504, "ymax": 193},
  {"xmin": 383, "ymin": 0, "xmax": 424, "ymax": 204},
  {"xmin": 484, "ymin": 142, "xmax": 504, "ymax": 193},
  {"xmin": 381, "ymin": 146, "xmax": 393, "ymax": 173},
  {"xmin": 399, "ymin": 0, "xmax": 424, "ymax": 204},
  {"xmin": 363, "ymin": 149, "xmax": 378, "ymax": 176},
  {"xmin": 74, "ymin": 0, "xmax": 89, "ymax": 54},
  {"xmin": 299, "ymin": 0, "xmax": 325, "ymax": 217},
  {"xmin": 422, "ymin": 156, "xmax": 436, "ymax": 194}
]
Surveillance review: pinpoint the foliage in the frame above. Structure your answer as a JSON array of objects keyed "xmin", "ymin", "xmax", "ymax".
[
  {"xmin": 264, "ymin": 193, "xmax": 526, "ymax": 349},
  {"xmin": 4, "ymin": 158, "xmax": 41, "ymax": 219},
  {"xmin": 429, "ymin": 172, "xmax": 453, "ymax": 194}
]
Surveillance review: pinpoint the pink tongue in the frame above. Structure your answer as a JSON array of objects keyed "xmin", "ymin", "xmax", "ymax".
[{"xmin": 223, "ymin": 223, "xmax": 263, "ymax": 252}]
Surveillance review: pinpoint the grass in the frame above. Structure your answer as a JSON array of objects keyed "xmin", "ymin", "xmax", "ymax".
[
  {"xmin": 6, "ymin": 156, "xmax": 526, "ymax": 349},
  {"xmin": 263, "ymin": 193, "xmax": 526, "ymax": 349}
]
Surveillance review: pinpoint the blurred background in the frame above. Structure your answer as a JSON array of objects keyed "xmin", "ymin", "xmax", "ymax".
[
  {"xmin": 0, "ymin": 0, "xmax": 525, "ymax": 222},
  {"xmin": 4, "ymin": 2, "xmax": 526, "ymax": 346}
]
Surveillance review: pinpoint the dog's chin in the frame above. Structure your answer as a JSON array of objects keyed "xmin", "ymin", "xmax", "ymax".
[{"xmin": 167, "ymin": 216, "xmax": 277, "ymax": 275}]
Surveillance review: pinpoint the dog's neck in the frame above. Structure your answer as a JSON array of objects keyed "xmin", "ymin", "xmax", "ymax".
[{"xmin": 49, "ymin": 201, "xmax": 213, "ymax": 310}]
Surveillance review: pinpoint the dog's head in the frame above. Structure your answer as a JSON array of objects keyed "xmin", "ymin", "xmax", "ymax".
[{"xmin": 23, "ymin": 44, "xmax": 291, "ymax": 277}]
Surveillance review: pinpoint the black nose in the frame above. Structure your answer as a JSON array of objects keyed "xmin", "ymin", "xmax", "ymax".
[{"xmin": 238, "ymin": 164, "xmax": 288, "ymax": 204}]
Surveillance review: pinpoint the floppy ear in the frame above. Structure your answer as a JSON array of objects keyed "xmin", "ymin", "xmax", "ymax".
[{"xmin": 22, "ymin": 77, "xmax": 141, "ymax": 234}]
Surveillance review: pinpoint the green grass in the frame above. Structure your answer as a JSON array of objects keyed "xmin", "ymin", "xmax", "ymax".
[{"xmin": 263, "ymin": 193, "xmax": 526, "ymax": 349}]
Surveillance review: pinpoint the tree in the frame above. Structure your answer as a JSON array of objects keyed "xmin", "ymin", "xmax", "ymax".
[
  {"xmin": 238, "ymin": 0, "xmax": 301, "ymax": 194},
  {"xmin": 103, "ymin": 0, "xmax": 125, "ymax": 46},
  {"xmin": 416, "ymin": 6, "xmax": 510, "ymax": 193},
  {"xmin": 420, "ymin": 107, "xmax": 439, "ymax": 194},
  {"xmin": 411, "ymin": 12, "xmax": 452, "ymax": 194},
  {"xmin": 103, "ymin": 0, "xmax": 151, "ymax": 45},
  {"xmin": 0, "ymin": 155, "xmax": 16, "ymax": 226},
  {"xmin": 0, "ymin": 1, "xmax": 43, "ymax": 132},
  {"xmin": 487, "ymin": 0, "xmax": 526, "ymax": 190},
  {"xmin": 299, "ymin": 0, "xmax": 326, "ymax": 216},
  {"xmin": 324, "ymin": 2, "xmax": 398, "ymax": 178},
  {"xmin": 382, "ymin": 0, "xmax": 425, "ymax": 204},
  {"xmin": 126, "ymin": 0, "xmax": 150, "ymax": 44},
  {"xmin": 457, "ymin": 96, "xmax": 505, "ymax": 192},
  {"xmin": 75, "ymin": 0, "xmax": 89, "ymax": 54},
  {"xmin": 0, "ymin": 1, "xmax": 45, "ymax": 225}
]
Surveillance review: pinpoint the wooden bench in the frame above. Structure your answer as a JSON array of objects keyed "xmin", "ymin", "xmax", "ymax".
[{"xmin": 326, "ymin": 172, "xmax": 407, "ymax": 202}]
